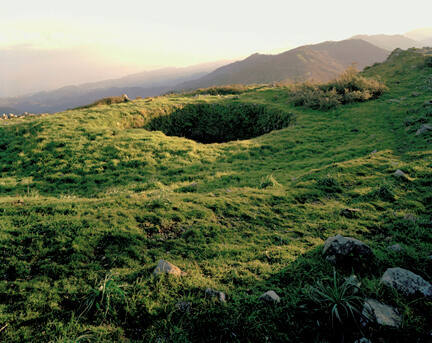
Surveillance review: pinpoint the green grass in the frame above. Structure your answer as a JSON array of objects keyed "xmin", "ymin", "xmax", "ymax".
[{"xmin": 0, "ymin": 48, "xmax": 431, "ymax": 342}]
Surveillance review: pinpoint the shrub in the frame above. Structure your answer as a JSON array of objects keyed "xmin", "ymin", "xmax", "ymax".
[
  {"xmin": 290, "ymin": 66, "xmax": 387, "ymax": 110},
  {"xmin": 425, "ymin": 56, "xmax": 432, "ymax": 68},
  {"xmin": 187, "ymin": 85, "xmax": 250, "ymax": 96}
]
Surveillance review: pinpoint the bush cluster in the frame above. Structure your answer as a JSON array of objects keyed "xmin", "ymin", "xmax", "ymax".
[
  {"xmin": 146, "ymin": 102, "xmax": 293, "ymax": 143},
  {"xmin": 290, "ymin": 67, "xmax": 387, "ymax": 110},
  {"xmin": 187, "ymin": 85, "xmax": 250, "ymax": 96}
]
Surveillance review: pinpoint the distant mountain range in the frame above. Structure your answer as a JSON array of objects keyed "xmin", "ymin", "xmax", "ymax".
[
  {"xmin": 176, "ymin": 39, "xmax": 389, "ymax": 90},
  {"xmin": 0, "ymin": 61, "xmax": 232, "ymax": 114},
  {"xmin": 1, "ymin": 28, "xmax": 431, "ymax": 114}
]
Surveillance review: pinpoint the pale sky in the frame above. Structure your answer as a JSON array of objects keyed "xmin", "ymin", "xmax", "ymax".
[
  {"xmin": 2, "ymin": 0, "xmax": 432, "ymax": 67},
  {"xmin": 1, "ymin": 0, "xmax": 432, "ymax": 96}
]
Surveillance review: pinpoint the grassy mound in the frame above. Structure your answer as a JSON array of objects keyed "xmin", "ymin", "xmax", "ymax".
[
  {"xmin": 0, "ymin": 49, "xmax": 431, "ymax": 342},
  {"xmin": 145, "ymin": 102, "xmax": 293, "ymax": 143}
]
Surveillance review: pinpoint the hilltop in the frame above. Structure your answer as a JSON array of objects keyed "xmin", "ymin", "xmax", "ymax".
[
  {"xmin": 0, "ymin": 49, "xmax": 431, "ymax": 342},
  {"xmin": 351, "ymin": 34, "xmax": 421, "ymax": 51},
  {"xmin": 177, "ymin": 39, "xmax": 389, "ymax": 90}
]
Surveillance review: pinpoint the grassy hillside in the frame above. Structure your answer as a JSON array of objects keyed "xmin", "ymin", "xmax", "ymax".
[
  {"xmin": 0, "ymin": 49, "xmax": 431, "ymax": 342},
  {"xmin": 178, "ymin": 39, "xmax": 389, "ymax": 90}
]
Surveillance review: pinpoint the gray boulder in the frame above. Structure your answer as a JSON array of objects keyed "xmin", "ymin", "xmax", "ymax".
[
  {"xmin": 394, "ymin": 169, "xmax": 406, "ymax": 177},
  {"xmin": 205, "ymin": 288, "xmax": 227, "ymax": 303},
  {"xmin": 381, "ymin": 267, "xmax": 432, "ymax": 299},
  {"xmin": 322, "ymin": 234, "xmax": 373, "ymax": 265},
  {"xmin": 259, "ymin": 290, "xmax": 281, "ymax": 304},
  {"xmin": 153, "ymin": 259, "xmax": 185, "ymax": 276},
  {"xmin": 362, "ymin": 298, "xmax": 402, "ymax": 328},
  {"xmin": 416, "ymin": 124, "xmax": 432, "ymax": 136}
]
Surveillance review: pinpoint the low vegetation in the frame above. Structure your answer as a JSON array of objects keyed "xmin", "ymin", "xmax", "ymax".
[
  {"xmin": 290, "ymin": 66, "xmax": 387, "ymax": 110},
  {"xmin": 0, "ymin": 49, "xmax": 431, "ymax": 342},
  {"xmin": 185, "ymin": 85, "xmax": 252, "ymax": 96}
]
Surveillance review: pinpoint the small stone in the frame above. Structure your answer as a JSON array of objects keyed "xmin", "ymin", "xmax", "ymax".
[
  {"xmin": 415, "ymin": 124, "xmax": 432, "ymax": 135},
  {"xmin": 371, "ymin": 149, "xmax": 378, "ymax": 155},
  {"xmin": 205, "ymin": 288, "xmax": 226, "ymax": 303},
  {"xmin": 388, "ymin": 244, "xmax": 404, "ymax": 252},
  {"xmin": 322, "ymin": 234, "xmax": 374, "ymax": 266},
  {"xmin": 340, "ymin": 208, "xmax": 361, "ymax": 218},
  {"xmin": 153, "ymin": 259, "xmax": 185, "ymax": 276},
  {"xmin": 362, "ymin": 298, "xmax": 402, "ymax": 328},
  {"xmin": 259, "ymin": 290, "xmax": 281, "ymax": 304},
  {"xmin": 394, "ymin": 169, "xmax": 406, "ymax": 177},
  {"xmin": 411, "ymin": 92, "xmax": 420, "ymax": 97},
  {"xmin": 175, "ymin": 301, "xmax": 191, "ymax": 313},
  {"xmin": 381, "ymin": 267, "xmax": 432, "ymax": 299},
  {"xmin": 345, "ymin": 275, "xmax": 361, "ymax": 288}
]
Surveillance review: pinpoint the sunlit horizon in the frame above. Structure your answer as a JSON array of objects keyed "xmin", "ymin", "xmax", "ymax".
[{"xmin": 1, "ymin": 0, "xmax": 432, "ymax": 96}]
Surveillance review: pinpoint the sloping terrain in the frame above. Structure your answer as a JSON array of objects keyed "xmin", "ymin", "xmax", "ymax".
[
  {"xmin": 0, "ymin": 49, "xmax": 431, "ymax": 342},
  {"xmin": 351, "ymin": 34, "xmax": 421, "ymax": 51},
  {"xmin": 177, "ymin": 39, "xmax": 389, "ymax": 90}
]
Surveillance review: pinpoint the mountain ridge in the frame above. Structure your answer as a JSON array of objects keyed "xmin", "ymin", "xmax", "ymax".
[{"xmin": 176, "ymin": 39, "xmax": 389, "ymax": 90}]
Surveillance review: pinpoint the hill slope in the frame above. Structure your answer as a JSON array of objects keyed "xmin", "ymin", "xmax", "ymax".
[
  {"xmin": 351, "ymin": 34, "xmax": 421, "ymax": 50},
  {"xmin": 0, "ymin": 49, "xmax": 431, "ymax": 342},
  {"xmin": 177, "ymin": 39, "xmax": 389, "ymax": 90}
]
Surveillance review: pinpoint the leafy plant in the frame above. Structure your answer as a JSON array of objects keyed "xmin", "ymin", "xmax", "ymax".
[
  {"xmin": 79, "ymin": 274, "xmax": 128, "ymax": 321},
  {"xmin": 307, "ymin": 271, "xmax": 363, "ymax": 328}
]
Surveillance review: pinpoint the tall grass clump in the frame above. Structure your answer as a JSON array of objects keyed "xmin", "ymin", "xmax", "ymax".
[{"xmin": 291, "ymin": 66, "xmax": 387, "ymax": 110}]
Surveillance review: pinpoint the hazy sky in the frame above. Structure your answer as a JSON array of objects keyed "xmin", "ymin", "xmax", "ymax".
[
  {"xmin": 1, "ymin": 0, "xmax": 432, "ymax": 96},
  {"xmin": 2, "ymin": 0, "xmax": 432, "ymax": 67}
]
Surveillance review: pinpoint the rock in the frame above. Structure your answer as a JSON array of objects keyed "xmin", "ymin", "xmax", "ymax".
[
  {"xmin": 340, "ymin": 208, "xmax": 361, "ymax": 218},
  {"xmin": 322, "ymin": 234, "xmax": 374, "ymax": 266},
  {"xmin": 388, "ymin": 244, "xmax": 404, "ymax": 252},
  {"xmin": 205, "ymin": 288, "xmax": 226, "ymax": 303},
  {"xmin": 259, "ymin": 290, "xmax": 280, "ymax": 304},
  {"xmin": 354, "ymin": 338, "xmax": 372, "ymax": 343},
  {"xmin": 415, "ymin": 124, "xmax": 432, "ymax": 135},
  {"xmin": 362, "ymin": 298, "xmax": 402, "ymax": 328},
  {"xmin": 381, "ymin": 267, "xmax": 432, "ymax": 299},
  {"xmin": 175, "ymin": 301, "xmax": 191, "ymax": 313},
  {"xmin": 345, "ymin": 274, "xmax": 361, "ymax": 288},
  {"xmin": 122, "ymin": 93, "xmax": 130, "ymax": 102},
  {"xmin": 411, "ymin": 92, "xmax": 421, "ymax": 97},
  {"xmin": 370, "ymin": 149, "xmax": 378, "ymax": 155},
  {"xmin": 153, "ymin": 259, "xmax": 185, "ymax": 276},
  {"xmin": 394, "ymin": 169, "xmax": 406, "ymax": 177}
]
